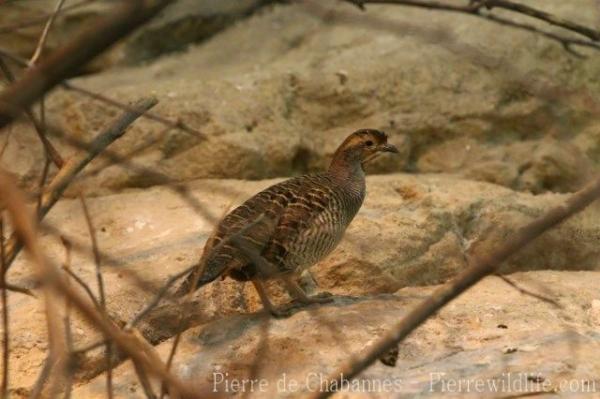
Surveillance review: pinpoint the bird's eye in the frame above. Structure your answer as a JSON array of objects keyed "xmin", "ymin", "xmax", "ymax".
[{"xmin": 365, "ymin": 140, "xmax": 374, "ymax": 147}]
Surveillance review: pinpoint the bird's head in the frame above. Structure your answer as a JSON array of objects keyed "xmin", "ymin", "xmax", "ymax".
[{"xmin": 329, "ymin": 129, "xmax": 398, "ymax": 175}]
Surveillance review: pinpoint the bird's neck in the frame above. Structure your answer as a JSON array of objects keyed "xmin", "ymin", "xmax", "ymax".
[{"xmin": 328, "ymin": 151, "xmax": 365, "ymax": 184}]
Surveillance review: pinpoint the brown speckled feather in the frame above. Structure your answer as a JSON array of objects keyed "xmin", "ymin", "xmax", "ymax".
[{"xmin": 176, "ymin": 129, "xmax": 395, "ymax": 297}]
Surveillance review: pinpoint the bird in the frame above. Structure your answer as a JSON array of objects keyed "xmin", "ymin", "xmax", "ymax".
[{"xmin": 176, "ymin": 129, "xmax": 398, "ymax": 316}]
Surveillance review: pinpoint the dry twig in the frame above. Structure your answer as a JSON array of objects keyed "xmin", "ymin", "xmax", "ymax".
[
  {"xmin": 342, "ymin": 0, "xmax": 600, "ymax": 54},
  {"xmin": 495, "ymin": 274, "xmax": 562, "ymax": 308},
  {"xmin": 28, "ymin": 0, "xmax": 67, "ymax": 66},
  {"xmin": 79, "ymin": 194, "xmax": 113, "ymax": 399},
  {"xmin": 0, "ymin": 0, "xmax": 95, "ymax": 34},
  {"xmin": 60, "ymin": 237, "xmax": 74, "ymax": 399},
  {"xmin": 0, "ymin": 219, "xmax": 9, "ymax": 398}
]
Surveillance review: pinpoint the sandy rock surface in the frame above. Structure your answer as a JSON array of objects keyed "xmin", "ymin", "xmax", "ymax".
[
  {"xmin": 72, "ymin": 270, "xmax": 600, "ymax": 398},
  {"xmin": 4, "ymin": 174, "xmax": 600, "ymax": 396},
  {"xmin": 3, "ymin": 1, "xmax": 600, "ymax": 193},
  {"xmin": 3, "ymin": 1, "xmax": 600, "ymax": 397}
]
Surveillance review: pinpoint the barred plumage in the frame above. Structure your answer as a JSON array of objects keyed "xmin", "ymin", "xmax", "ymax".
[{"xmin": 177, "ymin": 129, "xmax": 398, "ymax": 316}]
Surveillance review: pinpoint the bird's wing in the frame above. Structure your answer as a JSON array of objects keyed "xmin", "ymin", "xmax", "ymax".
[
  {"xmin": 201, "ymin": 176, "xmax": 314, "ymax": 275},
  {"xmin": 260, "ymin": 175, "xmax": 336, "ymax": 273}
]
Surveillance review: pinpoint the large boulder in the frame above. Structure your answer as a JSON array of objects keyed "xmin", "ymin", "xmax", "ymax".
[
  {"xmin": 3, "ymin": 1, "xmax": 600, "ymax": 193},
  {"xmin": 0, "ymin": 0, "xmax": 271, "ymax": 71}
]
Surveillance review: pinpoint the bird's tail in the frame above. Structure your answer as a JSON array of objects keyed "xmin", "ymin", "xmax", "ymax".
[
  {"xmin": 174, "ymin": 223, "xmax": 227, "ymax": 297},
  {"xmin": 174, "ymin": 260, "xmax": 226, "ymax": 297}
]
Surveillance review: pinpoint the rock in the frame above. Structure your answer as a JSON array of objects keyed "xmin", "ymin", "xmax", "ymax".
[
  {"xmin": 4, "ymin": 1, "xmax": 600, "ymax": 193},
  {"xmin": 0, "ymin": 0, "xmax": 272, "ymax": 72},
  {"xmin": 4, "ymin": 174, "xmax": 600, "ymax": 394},
  {"xmin": 121, "ymin": 0, "xmax": 274, "ymax": 65},
  {"xmin": 72, "ymin": 270, "xmax": 600, "ymax": 398}
]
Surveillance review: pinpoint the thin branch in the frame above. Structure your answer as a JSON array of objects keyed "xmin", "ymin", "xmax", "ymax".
[
  {"xmin": 61, "ymin": 82, "xmax": 206, "ymax": 140},
  {"xmin": 0, "ymin": 219, "xmax": 9, "ymax": 399},
  {"xmin": 2, "ymin": 96, "xmax": 158, "ymax": 272},
  {"xmin": 495, "ymin": 274, "xmax": 562, "ymax": 308},
  {"xmin": 28, "ymin": 0, "xmax": 68, "ymax": 66},
  {"xmin": 60, "ymin": 237, "xmax": 74, "ymax": 399},
  {"xmin": 313, "ymin": 174, "xmax": 600, "ymax": 399},
  {"xmin": 481, "ymin": 0, "xmax": 600, "ymax": 42},
  {"xmin": 126, "ymin": 264, "xmax": 197, "ymax": 329},
  {"xmin": 78, "ymin": 194, "xmax": 112, "ymax": 399},
  {"xmin": 343, "ymin": 0, "xmax": 600, "ymax": 53},
  {"xmin": 0, "ymin": 51, "xmax": 64, "ymax": 167},
  {"xmin": 0, "ymin": 49, "xmax": 217, "ymax": 228},
  {"xmin": 61, "ymin": 266, "xmax": 102, "ymax": 310},
  {"xmin": 0, "ymin": 0, "xmax": 174, "ymax": 130},
  {"xmin": 79, "ymin": 196, "xmax": 106, "ymax": 307},
  {"xmin": 36, "ymin": 156, "xmax": 51, "ymax": 213},
  {"xmin": 132, "ymin": 358, "xmax": 158, "ymax": 399},
  {"xmin": 0, "ymin": 186, "xmax": 66, "ymax": 399},
  {"xmin": 29, "ymin": 357, "xmax": 54, "ymax": 399},
  {"xmin": 0, "ymin": 0, "xmax": 95, "ymax": 34}
]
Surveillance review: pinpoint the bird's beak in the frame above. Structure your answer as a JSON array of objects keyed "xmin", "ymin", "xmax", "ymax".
[{"xmin": 379, "ymin": 143, "xmax": 399, "ymax": 154}]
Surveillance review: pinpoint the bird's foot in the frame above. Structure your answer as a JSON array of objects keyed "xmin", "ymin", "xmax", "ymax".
[
  {"xmin": 292, "ymin": 291, "xmax": 334, "ymax": 305},
  {"xmin": 268, "ymin": 306, "xmax": 294, "ymax": 319}
]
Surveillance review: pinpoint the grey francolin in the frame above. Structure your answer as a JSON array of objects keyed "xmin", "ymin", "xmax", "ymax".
[{"xmin": 177, "ymin": 129, "xmax": 398, "ymax": 316}]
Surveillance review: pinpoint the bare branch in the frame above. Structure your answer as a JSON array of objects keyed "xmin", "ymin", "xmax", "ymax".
[
  {"xmin": 495, "ymin": 274, "xmax": 562, "ymax": 308},
  {"xmin": 60, "ymin": 237, "xmax": 74, "ymax": 399},
  {"xmin": 61, "ymin": 265, "xmax": 102, "ymax": 310},
  {"xmin": 78, "ymin": 194, "xmax": 113, "ymax": 398},
  {"xmin": 342, "ymin": 0, "xmax": 600, "ymax": 53},
  {"xmin": 61, "ymin": 82, "xmax": 206, "ymax": 140},
  {"xmin": 0, "ymin": 0, "xmax": 95, "ymax": 34},
  {"xmin": 0, "ymin": 219, "xmax": 9, "ymax": 398},
  {"xmin": 28, "ymin": 0, "xmax": 68, "ymax": 66},
  {"xmin": 127, "ymin": 264, "xmax": 197, "ymax": 330},
  {"xmin": 0, "ymin": 51, "xmax": 64, "ymax": 167}
]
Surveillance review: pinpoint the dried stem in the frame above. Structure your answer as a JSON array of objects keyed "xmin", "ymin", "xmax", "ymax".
[
  {"xmin": 314, "ymin": 174, "xmax": 600, "ymax": 399},
  {"xmin": 61, "ymin": 266, "xmax": 102, "ymax": 310},
  {"xmin": 342, "ymin": 0, "xmax": 600, "ymax": 53},
  {"xmin": 79, "ymin": 196, "xmax": 106, "ymax": 307},
  {"xmin": 495, "ymin": 274, "xmax": 562, "ymax": 308},
  {"xmin": 0, "ymin": 183, "xmax": 66, "ymax": 399},
  {"xmin": 28, "ymin": 0, "xmax": 68, "ymax": 66},
  {"xmin": 0, "ymin": 50, "xmax": 64, "ymax": 168},
  {"xmin": 127, "ymin": 264, "xmax": 197, "ymax": 330},
  {"xmin": 0, "ymin": 0, "xmax": 95, "ymax": 34},
  {"xmin": 61, "ymin": 237, "xmax": 74, "ymax": 399},
  {"xmin": 79, "ymin": 194, "xmax": 113, "ymax": 399},
  {"xmin": 61, "ymin": 82, "xmax": 205, "ymax": 140},
  {"xmin": 0, "ymin": 219, "xmax": 9, "ymax": 399}
]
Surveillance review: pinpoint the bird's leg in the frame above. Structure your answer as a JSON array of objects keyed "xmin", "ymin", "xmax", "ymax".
[
  {"xmin": 251, "ymin": 280, "xmax": 290, "ymax": 318},
  {"xmin": 282, "ymin": 276, "xmax": 334, "ymax": 305}
]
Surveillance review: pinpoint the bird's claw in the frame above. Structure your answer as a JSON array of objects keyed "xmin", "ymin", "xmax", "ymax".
[{"xmin": 292, "ymin": 292, "xmax": 334, "ymax": 305}]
